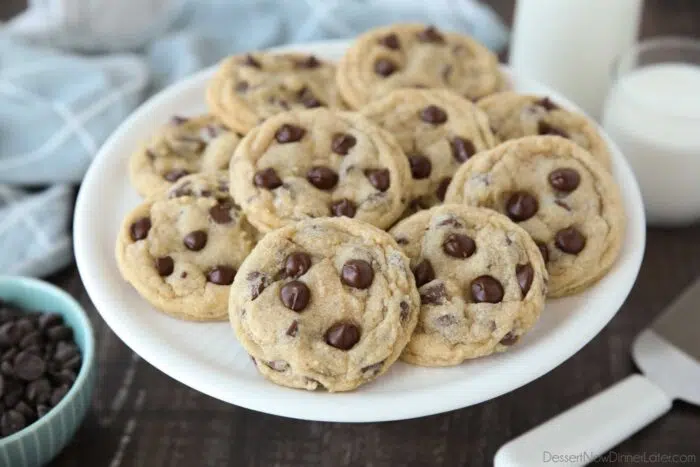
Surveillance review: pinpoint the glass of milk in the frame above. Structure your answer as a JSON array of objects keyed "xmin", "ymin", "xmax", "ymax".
[{"xmin": 602, "ymin": 38, "xmax": 700, "ymax": 227}]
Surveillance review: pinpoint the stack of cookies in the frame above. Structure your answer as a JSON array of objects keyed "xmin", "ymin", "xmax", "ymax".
[{"xmin": 116, "ymin": 23, "xmax": 625, "ymax": 392}]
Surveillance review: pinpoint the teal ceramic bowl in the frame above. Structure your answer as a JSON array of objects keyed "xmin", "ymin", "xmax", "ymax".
[{"xmin": 0, "ymin": 276, "xmax": 95, "ymax": 467}]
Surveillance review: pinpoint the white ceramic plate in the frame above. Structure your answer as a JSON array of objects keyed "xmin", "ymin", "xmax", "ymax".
[{"xmin": 74, "ymin": 40, "xmax": 646, "ymax": 423}]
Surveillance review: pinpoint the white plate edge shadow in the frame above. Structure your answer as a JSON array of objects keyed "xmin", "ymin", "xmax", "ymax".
[{"xmin": 74, "ymin": 39, "xmax": 646, "ymax": 423}]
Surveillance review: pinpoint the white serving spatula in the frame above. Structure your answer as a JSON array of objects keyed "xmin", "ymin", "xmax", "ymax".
[{"xmin": 495, "ymin": 277, "xmax": 700, "ymax": 467}]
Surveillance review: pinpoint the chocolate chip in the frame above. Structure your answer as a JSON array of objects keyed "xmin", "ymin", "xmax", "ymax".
[
  {"xmin": 537, "ymin": 97, "xmax": 559, "ymax": 111},
  {"xmin": 129, "ymin": 217, "xmax": 151, "ymax": 241},
  {"xmin": 170, "ymin": 116, "xmax": 188, "ymax": 125},
  {"xmin": 307, "ymin": 166, "xmax": 338, "ymax": 190},
  {"xmin": 471, "ymin": 276, "xmax": 504, "ymax": 303},
  {"xmin": 0, "ymin": 323, "xmax": 21, "ymax": 348},
  {"xmin": 235, "ymin": 80, "xmax": 249, "ymax": 93},
  {"xmin": 436, "ymin": 314, "xmax": 456, "ymax": 326},
  {"xmin": 331, "ymin": 199, "xmax": 356, "ymax": 218},
  {"xmin": 451, "ymin": 137, "xmax": 476, "ymax": 162},
  {"xmin": 298, "ymin": 87, "xmax": 323, "ymax": 108},
  {"xmin": 379, "ymin": 33, "xmax": 400, "ymax": 49},
  {"xmin": 420, "ymin": 105, "xmax": 447, "ymax": 124},
  {"xmin": 13, "ymin": 351, "xmax": 45, "ymax": 381},
  {"xmin": 280, "ymin": 281, "xmax": 310, "ymax": 311},
  {"xmin": 0, "ymin": 410, "xmax": 26, "ymax": 436},
  {"xmin": 365, "ymin": 169, "xmax": 390, "ymax": 192},
  {"xmin": 286, "ymin": 320, "xmax": 299, "ymax": 337},
  {"xmin": 46, "ymin": 325, "xmax": 72, "ymax": 342},
  {"xmin": 555, "ymin": 227, "xmax": 586, "ymax": 254},
  {"xmin": 53, "ymin": 342, "xmax": 78, "ymax": 364},
  {"xmin": 206, "ymin": 266, "xmax": 236, "ymax": 285},
  {"xmin": 420, "ymin": 282, "xmax": 447, "ymax": 305},
  {"xmin": 555, "ymin": 200, "xmax": 571, "ymax": 211},
  {"xmin": 400, "ymin": 301, "xmax": 410, "ymax": 322},
  {"xmin": 247, "ymin": 272, "xmax": 269, "ymax": 300},
  {"xmin": 332, "ymin": 133, "xmax": 356, "ymax": 155},
  {"xmin": 25, "ymin": 378, "xmax": 51, "ymax": 404},
  {"xmin": 297, "ymin": 55, "xmax": 320, "ymax": 68},
  {"xmin": 285, "ymin": 252, "xmax": 312, "ymax": 278},
  {"xmin": 435, "ymin": 178, "xmax": 452, "ymax": 202},
  {"xmin": 361, "ymin": 361, "xmax": 384, "ymax": 377},
  {"xmin": 324, "ymin": 322, "xmax": 360, "ymax": 350},
  {"xmin": 183, "ymin": 230, "xmax": 207, "ymax": 251},
  {"xmin": 506, "ymin": 191, "xmax": 539, "ymax": 222},
  {"xmin": 341, "ymin": 260, "xmax": 374, "ymax": 289},
  {"xmin": 254, "ymin": 167, "xmax": 283, "ymax": 190},
  {"xmin": 413, "ymin": 260, "xmax": 435, "ymax": 287},
  {"xmin": 395, "ymin": 236, "xmax": 409, "ymax": 246},
  {"xmin": 205, "ymin": 202, "xmax": 232, "ymax": 225},
  {"xmin": 516, "ymin": 263, "xmax": 534, "ymax": 297},
  {"xmin": 163, "ymin": 168, "xmax": 190, "ymax": 182},
  {"xmin": 49, "ymin": 385, "xmax": 69, "ymax": 406},
  {"xmin": 275, "ymin": 124, "xmax": 306, "ymax": 143},
  {"xmin": 408, "ymin": 154, "xmax": 432, "ymax": 179},
  {"xmin": 500, "ymin": 332, "xmax": 519, "ymax": 346},
  {"xmin": 374, "ymin": 58, "xmax": 397, "ymax": 77},
  {"xmin": 155, "ymin": 256, "xmax": 174, "ymax": 277},
  {"xmin": 37, "ymin": 314, "xmax": 62, "ymax": 333},
  {"xmin": 243, "ymin": 54, "xmax": 261, "ymax": 68},
  {"xmin": 538, "ymin": 121, "xmax": 569, "ymax": 138},
  {"xmin": 549, "ymin": 168, "xmax": 581, "ymax": 192},
  {"xmin": 417, "ymin": 26, "xmax": 445, "ymax": 43},
  {"xmin": 442, "ymin": 233, "xmax": 476, "ymax": 259},
  {"xmin": 14, "ymin": 401, "xmax": 35, "ymax": 423}
]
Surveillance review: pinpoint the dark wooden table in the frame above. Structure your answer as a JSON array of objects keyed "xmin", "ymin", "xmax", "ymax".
[{"xmin": 3, "ymin": 1, "xmax": 699, "ymax": 465}]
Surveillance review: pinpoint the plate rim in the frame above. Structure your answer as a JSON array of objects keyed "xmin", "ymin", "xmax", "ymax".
[{"xmin": 74, "ymin": 38, "xmax": 646, "ymax": 422}]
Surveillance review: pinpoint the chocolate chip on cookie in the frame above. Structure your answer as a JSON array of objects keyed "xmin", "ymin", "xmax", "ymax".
[
  {"xmin": 129, "ymin": 217, "xmax": 151, "ymax": 241},
  {"xmin": 365, "ymin": 169, "xmax": 391, "ymax": 192},
  {"xmin": 379, "ymin": 33, "xmax": 400, "ymax": 50},
  {"xmin": 442, "ymin": 233, "xmax": 476, "ymax": 259},
  {"xmin": 549, "ymin": 168, "xmax": 581, "ymax": 192},
  {"xmin": 341, "ymin": 260, "xmax": 374, "ymax": 289},
  {"xmin": 471, "ymin": 276, "xmax": 504, "ymax": 303},
  {"xmin": 183, "ymin": 230, "xmax": 207, "ymax": 251},
  {"xmin": 506, "ymin": 191, "xmax": 539, "ymax": 222},
  {"xmin": 412, "ymin": 259, "xmax": 435, "ymax": 287},
  {"xmin": 555, "ymin": 227, "xmax": 586, "ymax": 254},
  {"xmin": 280, "ymin": 281, "xmax": 311, "ymax": 311},
  {"xmin": 325, "ymin": 322, "xmax": 361, "ymax": 350},
  {"xmin": 332, "ymin": 133, "xmax": 357, "ymax": 155},
  {"xmin": 155, "ymin": 257, "xmax": 174, "ymax": 277},
  {"xmin": 306, "ymin": 166, "xmax": 339, "ymax": 190},
  {"xmin": 451, "ymin": 137, "xmax": 476, "ymax": 163},
  {"xmin": 254, "ymin": 168, "xmax": 283, "ymax": 189}
]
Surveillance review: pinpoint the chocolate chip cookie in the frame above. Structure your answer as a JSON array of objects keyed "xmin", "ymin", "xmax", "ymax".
[
  {"xmin": 389, "ymin": 204, "xmax": 547, "ymax": 366},
  {"xmin": 116, "ymin": 172, "xmax": 258, "ymax": 321},
  {"xmin": 129, "ymin": 115, "xmax": 240, "ymax": 198},
  {"xmin": 229, "ymin": 217, "xmax": 420, "ymax": 392},
  {"xmin": 229, "ymin": 108, "xmax": 412, "ymax": 232},
  {"xmin": 445, "ymin": 136, "xmax": 624, "ymax": 297},
  {"xmin": 361, "ymin": 88, "xmax": 496, "ymax": 210},
  {"xmin": 477, "ymin": 92, "xmax": 611, "ymax": 170},
  {"xmin": 337, "ymin": 24, "xmax": 503, "ymax": 109},
  {"xmin": 206, "ymin": 52, "xmax": 345, "ymax": 134}
]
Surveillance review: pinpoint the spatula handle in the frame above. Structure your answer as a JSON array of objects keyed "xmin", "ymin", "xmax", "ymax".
[{"xmin": 494, "ymin": 374, "xmax": 672, "ymax": 467}]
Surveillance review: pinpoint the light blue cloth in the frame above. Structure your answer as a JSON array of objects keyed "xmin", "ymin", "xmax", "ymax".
[{"xmin": 0, "ymin": 0, "xmax": 508, "ymax": 277}]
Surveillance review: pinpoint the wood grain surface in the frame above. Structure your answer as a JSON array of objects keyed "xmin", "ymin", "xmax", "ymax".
[{"xmin": 4, "ymin": 1, "xmax": 699, "ymax": 466}]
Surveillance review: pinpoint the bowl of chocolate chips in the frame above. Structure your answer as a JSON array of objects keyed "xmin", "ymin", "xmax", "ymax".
[{"xmin": 0, "ymin": 276, "xmax": 95, "ymax": 467}]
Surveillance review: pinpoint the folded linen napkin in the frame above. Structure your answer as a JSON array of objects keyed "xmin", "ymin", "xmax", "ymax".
[{"xmin": 0, "ymin": 0, "xmax": 508, "ymax": 277}]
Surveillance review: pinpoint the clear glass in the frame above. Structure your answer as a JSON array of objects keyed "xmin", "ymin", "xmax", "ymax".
[{"xmin": 601, "ymin": 38, "xmax": 700, "ymax": 227}]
